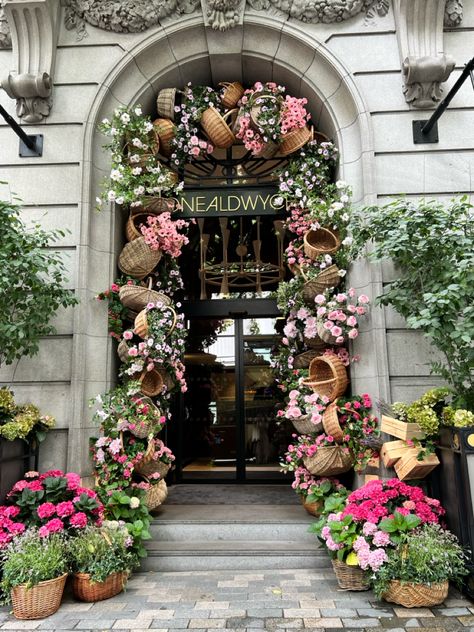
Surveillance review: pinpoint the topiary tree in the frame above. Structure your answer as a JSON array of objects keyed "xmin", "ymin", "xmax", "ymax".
[
  {"xmin": 0, "ymin": 196, "xmax": 78, "ymax": 368},
  {"xmin": 351, "ymin": 196, "xmax": 474, "ymax": 410}
]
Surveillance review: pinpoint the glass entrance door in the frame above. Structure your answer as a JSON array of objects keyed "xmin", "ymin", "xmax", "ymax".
[{"xmin": 174, "ymin": 312, "xmax": 287, "ymax": 481}]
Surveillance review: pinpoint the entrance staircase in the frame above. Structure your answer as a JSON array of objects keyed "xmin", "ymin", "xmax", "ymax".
[{"xmin": 143, "ymin": 485, "xmax": 329, "ymax": 571}]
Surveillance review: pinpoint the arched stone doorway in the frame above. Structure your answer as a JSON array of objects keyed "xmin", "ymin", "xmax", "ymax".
[{"xmin": 69, "ymin": 15, "xmax": 386, "ymax": 475}]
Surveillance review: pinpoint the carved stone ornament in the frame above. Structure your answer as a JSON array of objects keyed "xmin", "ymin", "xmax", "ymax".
[
  {"xmin": 201, "ymin": 0, "xmax": 244, "ymax": 30},
  {"xmin": 393, "ymin": 0, "xmax": 458, "ymax": 108},
  {"xmin": 0, "ymin": 0, "xmax": 60, "ymax": 122}
]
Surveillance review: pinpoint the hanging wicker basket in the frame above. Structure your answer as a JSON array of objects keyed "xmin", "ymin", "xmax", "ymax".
[
  {"xmin": 153, "ymin": 118, "xmax": 176, "ymax": 157},
  {"xmin": 322, "ymin": 403, "xmax": 344, "ymax": 442},
  {"xmin": 303, "ymin": 228, "xmax": 341, "ymax": 260},
  {"xmin": 72, "ymin": 572, "xmax": 127, "ymax": 603},
  {"xmin": 135, "ymin": 440, "xmax": 172, "ymax": 479},
  {"xmin": 279, "ymin": 125, "xmax": 312, "ymax": 157},
  {"xmin": 291, "ymin": 414, "xmax": 323, "ymax": 436},
  {"xmin": 158, "ymin": 367, "xmax": 175, "ymax": 392},
  {"xmin": 119, "ymin": 278, "xmax": 172, "ymax": 313},
  {"xmin": 125, "ymin": 212, "xmax": 150, "ymax": 242},
  {"xmin": 201, "ymin": 107, "xmax": 236, "ymax": 149},
  {"xmin": 303, "ymin": 355, "xmax": 348, "ymax": 401},
  {"xmin": 255, "ymin": 139, "xmax": 280, "ymax": 158},
  {"xmin": 219, "ymin": 81, "xmax": 245, "ymax": 109},
  {"xmin": 303, "ymin": 336, "xmax": 327, "ymax": 352},
  {"xmin": 303, "ymin": 445, "xmax": 352, "ymax": 476},
  {"xmin": 129, "ymin": 396, "xmax": 161, "ymax": 439},
  {"xmin": 332, "ymin": 560, "xmax": 369, "ymax": 591},
  {"xmin": 317, "ymin": 322, "xmax": 344, "ymax": 346},
  {"xmin": 293, "ymin": 350, "xmax": 321, "ymax": 369},
  {"xmin": 118, "ymin": 237, "xmax": 162, "ymax": 280},
  {"xmin": 134, "ymin": 304, "xmax": 177, "ymax": 339},
  {"xmin": 11, "ymin": 573, "xmax": 68, "ymax": 620},
  {"xmin": 144, "ymin": 479, "xmax": 168, "ymax": 510},
  {"xmin": 249, "ymin": 93, "xmax": 279, "ymax": 131},
  {"xmin": 117, "ymin": 339, "xmax": 131, "ymax": 363},
  {"xmin": 156, "ymin": 87, "xmax": 180, "ymax": 120},
  {"xmin": 140, "ymin": 196, "xmax": 178, "ymax": 216},
  {"xmin": 136, "ymin": 369, "xmax": 164, "ymax": 397},
  {"xmin": 382, "ymin": 580, "xmax": 449, "ymax": 608},
  {"xmin": 302, "ymin": 265, "xmax": 341, "ymax": 304},
  {"xmin": 301, "ymin": 495, "xmax": 323, "ymax": 517}
]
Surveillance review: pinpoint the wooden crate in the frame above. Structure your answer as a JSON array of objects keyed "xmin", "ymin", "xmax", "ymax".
[
  {"xmin": 367, "ymin": 456, "xmax": 380, "ymax": 469},
  {"xmin": 394, "ymin": 449, "xmax": 440, "ymax": 481},
  {"xmin": 381, "ymin": 415, "xmax": 425, "ymax": 441},
  {"xmin": 381, "ymin": 440, "xmax": 411, "ymax": 468},
  {"xmin": 364, "ymin": 474, "xmax": 380, "ymax": 483}
]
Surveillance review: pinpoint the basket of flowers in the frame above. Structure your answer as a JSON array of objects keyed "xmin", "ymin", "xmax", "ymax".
[
  {"xmin": 315, "ymin": 290, "xmax": 369, "ymax": 345},
  {"xmin": 144, "ymin": 478, "xmax": 168, "ymax": 510},
  {"xmin": 279, "ymin": 125, "xmax": 312, "ymax": 157},
  {"xmin": 118, "ymin": 237, "xmax": 162, "ymax": 280},
  {"xmin": 280, "ymin": 388, "xmax": 326, "ymax": 436},
  {"xmin": 134, "ymin": 303, "xmax": 177, "ymax": 339},
  {"xmin": 219, "ymin": 81, "xmax": 245, "ymax": 108},
  {"xmin": 303, "ymin": 443, "xmax": 352, "ymax": 476},
  {"xmin": 119, "ymin": 278, "xmax": 172, "ymax": 313},
  {"xmin": 303, "ymin": 355, "xmax": 348, "ymax": 402},
  {"xmin": 301, "ymin": 265, "xmax": 341, "ymax": 304},
  {"xmin": 156, "ymin": 87, "xmax": 181, "ymax": 120},
  {"xmin": 134, "ymin": 438, "xmax": 175, "ymax": 479},
  {"xmin": 201, "ymin": 106, "xmax": 236, "ymax": 149}
]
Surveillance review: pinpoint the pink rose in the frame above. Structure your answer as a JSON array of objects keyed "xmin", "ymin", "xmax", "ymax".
[
  {"xmin": 358, "ymin": 294, "xmax": 369, "ymax": 304},
  {"xmin": 348, "ymin": 328, "xmax": 358, "ymax": 339},
  {"xmin": 123, "ymin": 330, "xmax": 133, "ymax": 340},
  {"xmin": 346, "ymin": 315, "xmax": 357, "ymax": 327},
  {"xmin": 331, "ymin": 326, "xmax": 343, "ymax": 337}
]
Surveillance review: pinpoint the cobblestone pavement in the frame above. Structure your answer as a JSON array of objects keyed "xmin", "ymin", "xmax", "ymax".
[{"xmin": 0, "ymin": 569, "xmax": 473, "ymax": 632}]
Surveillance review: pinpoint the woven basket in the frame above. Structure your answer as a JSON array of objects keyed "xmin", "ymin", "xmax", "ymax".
[
  {"xmin": 322, "ymin": 403, "xmax": 344, "ymax": 442},
  {"xmin": 72, "ymin": 571, "xmax": 127, "ymax": 602},
  {"xmin": 118, "ymin": 237, "xmax": 162, "ymax": 280},
  {"xmin": 382, "ymin": 580, "xmax": 449, "ymax": 608},
  {"xmin": 255, "ymin": 140, "xmax": 280, "ymax": 158},
  {"xmin": 219, "ymin": 81, "xmax": 245, "ymax": 109},
  {"xmin": 158, "ymin": 368, "xmax": 175, "ymax": 392},
  {"xmin": 137, "ymin": 368, "xmax": 164, "ymax": 397},
  {"xmin": 119, "ymin": 279, "xmax": 172, "ymax": 313},
  {"xmin": 279, "ymin": 125, "xmax": 312, "ymax": 157},
  {"xmin": 293, "ymin": 350, "xmax": 321, "ymax": 369},
  {"xmin": 303, "ymin": 355, "xmax": 348, "ymax": 401},
  {"xmin": 145, "ymin": 479, "xmax": 168, "ymax": 510},
  {"xmin": 249, "ymin": 94, "xmax": 278, "ymax": 131},
  {"xmin": 129, "ymin": 396, "xmax": 161, "ymax": 439},
  {"xmin": 301, "ymin": 496, "xmax": 323, "ymax": 517},
  {"xmin": 156, "ymin": 87, "xmax": 179, "ymax": 120},
  {"xmin": 134, "ymin": 305, "xmax": 177, "ymax": 339},
  {"xmin": 11, "ymin": 573, "xmax": 68, "ymax": 620},
  {"xmin": 140, "ymin": 196, "xmax": 178, "ymax": 216},
  {"xmin": 332, "ymin": 560, "xmax": 369, "ymax": 591},
  {"xmin": 135, "ymin": 441, "xmax": 171, "ymax": 479},
  {"xmin": 317, "ymin": 322, "xmax": 345, "ymax": 346},
  {"xmin": 125, "ymin": 212, "xmax": 150, "ymax": 242},
  {"xmin": 153, "ymin": 118, "xmax": 176, "ymax": 157},
  {"xmin": 117, "ymin": 339, "xmax": 131, "ymax": 363},
  {"xmin": 201, "ymin": 107, "xmax": 236, "ymax": 149},
  {"xmin": 292, "ymin": 414, "xmax": 323, "ymax": 436},
  {"xmin": 303, "ymin": 446, "xmax": 352, "ymax": 476},
  {"xmin": 304, "ymin": 228, "xmax": 341, "ymax": 260},
  {"xmin": 302, "ymin": 265, "xmax": 341, "ymax": 304},
  {"xmin": 303, "ymin": 336, "xmax": 327, "ymax": 352}
]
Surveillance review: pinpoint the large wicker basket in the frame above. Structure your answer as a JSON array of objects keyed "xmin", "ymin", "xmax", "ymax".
[
  {"xmin": 156, "ymin": 87, "xmax": 179, "ymax": 120},
  {"xmin": 303, "ymin": 228, "xmax": 341, "ymax": 260},
  {"xmin": 153, "ymin": 118, "xmax": 176, "ymax": 157},
  {"xmin": 125, "ymin": 212, "xmax": 150, "ymax": 242},
  {"xmin": 201, "ymin": 107, "xmax": 236, "ymax": 148},
  {"xmin": 303, "ymin": 446, "xmax": 352, "ymax": 476},
  {"xmin": 291, "ymin": 414, "xmax": 323, "ymax": 436},
  {"xmin": 332, "ymin": 560, "xmax": 369, "ymax": 591},
  {"xmin": 302, "ymin": 265, "xmax": 341, "ymax": 304},
  {"xmin": 117, "ymin": 339, "xmax": 131, "ymax": 363},
  {"xmin": 134, "ymin": 305, "xmax": 177, "ymax": 339},
  {"xmin": 129, "ymin": 396, "xmax": 161, "ymax": 439},
  {"xmin": 293, "ymin": 350, "xmax": 321, "ymax": 369},
  {"xmin": 11, "ymin": 573, "xmax": 68, "ymax": 620},
  {"xmin": 322, "ymin": 403, "xmax": 344, "ymax": 442},
  {"xmin": 137, "ymin": 368, "xmax": 164, "ymax": 397},
  {"xmin": 140, "ymin": 196, "xmax": 178, "ymax": 216},
  {"xmin": 304, "ymin": 355, "xmax": 348, "ymax": 401},
  {"xmin": 382, "ymin": 580, "xmax": 449, "ymax": 607},
  {"xmin": 72, "ymin": 571, "xmax": 127, "ymax": 602},
  {"xmin": 219, "ymin": 81, "xmax": 245, "ymax": 109},
  {"xmin": 135, "ymin": 441, "xmax": 171, "ymax": 479},
  {"xmin": 118, "ymin": 237, "xmax": 162, "ymax": 280},
  {"xmin": 145, "ymin": 479, "xmax": 168, "ymax": 510},
  {"xmin": 119, "ymin": 279, "xmax": 172, "ymax": 313},
  {"xmin": 255, "ymin": 139, "xmax": 280, "ymax": 158},
  {"xmin": 279, "ymin": 125, "xmax": 312, "ymax": 157}
]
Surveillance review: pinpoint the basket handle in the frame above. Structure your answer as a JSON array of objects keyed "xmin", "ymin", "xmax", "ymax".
[{"xmin": 163, "ymin": 305, "xmax": 178, "ymax": 336}]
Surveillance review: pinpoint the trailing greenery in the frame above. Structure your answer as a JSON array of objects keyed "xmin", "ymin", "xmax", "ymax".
[
  {"xmin": 0, "ymin": 197, "xmax": 78, "ymax": 368},
  {"xmin": 351, "ymin": 197, "xmax": 474, "ymax": 409}
]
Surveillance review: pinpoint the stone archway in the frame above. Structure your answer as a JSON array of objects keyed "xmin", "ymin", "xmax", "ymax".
[{"xmin": 68, "ymin": 15, "xmax": 385, "ymax": 474}]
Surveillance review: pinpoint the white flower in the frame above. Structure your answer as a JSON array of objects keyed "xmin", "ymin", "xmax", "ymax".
[
  {"xmin": 116, "ymin": 196, "xmax": 124, "ymax": 205},
  {"xmin": 107, "ymin": 190, "xmax": 116, "ymax": 201},
  {"xmin": 144, "ymin": 122, "xmax": 153, "ymax": 132},
  {"xmin": 134, "ymin": 185, "xmax": 145, "ymax": 196},
  {"xmin": 129, "ymin": 497, "xmax": 140, "ymax": 509},
  {"xmin": 132, "ymin": 167, "xmax": 142, "ymax": 175},
  {"xmin": 121, "ymin": 112, "xmax": 130, "ymax": 124},
  {"xmin": 110, "ymin": 127, "xmax": 119, "ymax": 136},
  {"xmin": 95, "ymin": 197, "xmax": 102, "ymax": 205},
  {"xmin": 331, "ymin": 202, "xmax": 343, "ymax": 211},
  {"xmin": 342, "ymin": 236, "xmax": 353, "ymax": 246},
  {"xmin": 132, "ymin": 137, "xmax": 142, "ymax": 148},
  {"xmin": 338, "ymin": 269, "xmax": 347, "ymax": 277},
  {"xmin": 110, "ymin": 169, "xmax": 123, "ymax": 181},
  {"xmin": 340, "ymin": 194, "xmax": 349, "ymax": 203},
  {"xmin": 336, "ymin": 180, "xmax": 347, "ymax": 189},
  {"xmin": 327, "ymin": 208, "xmax": 334, "ymax": 218},
  {"xmin": 341, "ymin": 213, "xmax": 350, "ymax": 222},
  {"xmin": 129, "ymin": 154, "xmax": 140, "ymax": 163},
  {"xmin": 295, "ymin": 188, "xmax": 303, "ymax": 198},
  {"xmin": 134, "ymin": 107, "xmax": 142, "ymax": 116},
  {"xmin": 101, "ymin": 118, "xmax": 110, "ymax": 125},
  {"xmin": 274, "ymin": 196, "xmax": 284, "ymax": 206}
]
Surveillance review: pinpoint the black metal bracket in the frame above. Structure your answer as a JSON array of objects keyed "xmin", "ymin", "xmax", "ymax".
[
  {"xmin": 412, "ymin": 56, "xmax": 474, "ymax": 144},
  {"xmin": 0, "ymin": 102, "xmax": 44, "ymax": 157}
]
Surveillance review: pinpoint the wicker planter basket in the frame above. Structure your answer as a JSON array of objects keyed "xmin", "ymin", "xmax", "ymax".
[
  {"xmin": 129, "ymin": 396, "xmax": 161, "ymax": 439},
  {"xmin": 317, "ymin": 322, "xmax": 344, "ymax": 345},
  {"xmin": 156, "ymin": 87, "xmax": 180, "ymax": 120},
  {"xmin": 279, "ymin": 125, "xmax": 312, "ymax": 157},
  {"xmin": 303, "ymin": 446, "xmax": 352, "ymax": 476},
  {"xmin": 382, "ymin": 580, "xmax": 449, "ymax": 608},
  {"xmin": 137, "ymin": 369, "xmax": 164, "ymax": 397},
  {"xmin": 301, "ymin": 495, "xmax": 323, "ymax": 517},
  {"xmin": 219, "ymin": 81, "xmax": 245, "ymax": 109},
  {"xmin": 291, "ymin": 414, "xmax": 323, "ymax": 436},
  {"xmin": 332, "ymin": 560, "xmax": 369, "ymax": 591},
  {"xmin": 11, "ymin": 573, "xmax": 68, "ymax": 620},
  {"xmin": 249, "ymin": 94, "xmax": 278, "ymax": 131},
  {"xmin": 145, "ymin": 479, "xmax": 168, "ymax": 510},
  {"xmin": 153, "ymin": 118, "xmax": 176, "ymax": 157},
  {"xmin": 322, "ymin": 403, "xmax": 344, "ymax": 442},
  {"xmin": 119, "ymin": 279, "xmax": 172, "ymax": 313},
  {"xmin": 117, "ymin": 339, "xmax": 131, "ymax": 363},
  {"xmin": 134, "ymin": 305, "xmax": 177, "ymax": 339},
  {"xmin": 135, "ymin": 441, "xmax": 171, "ymax": 479},
  {"xmin": 303, "ymin": 336, "xmax": 327, "ymax": 352},
  {"xmin": 303, "ymin": 228, "xmax": 341, "ymax": 260},
  {"xmin": 255, "ymin": 140, "xmax": 280, "ymax": 158},
  {"xmin": 125, "ymin": 213, "xmax": 150, "ymax": 242},
  {"xmin": 201, "ymin": 107, "xmax": 236, "ymax": 149},
  {"xmin": 72, "ymin": 571, "xmax": 127, "ymax": 603},
  {"xmin": 302, "ymin": 265, "xmax": 341, "ymax": 304},
  {"xmin": 303, "ymin": 355, "xmax": 348, "ymax": 401},
  {"xmin": 293, "ymin": 350, "xmax": 321, "ymax": 369},
  {"xmin": 140, "ymin": 196, "xmax": 178, "ymax": 216},
  {"xmin": 158, "ymin": 368, "xmax": 175, "ymax": 392},
  {"xmin": 118, "ymin": 237, "xmax": 162, "ymax": 280}
]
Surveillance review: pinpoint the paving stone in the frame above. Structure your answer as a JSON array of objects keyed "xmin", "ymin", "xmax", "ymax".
[
  {"xmin": 246, "ymin": 607, "xmax": 284, "ymax": 617},
  {"xmin": 188, "ymin": 619, "xmax": 226, "ymax": 628},
  {"xmin": 265, "ymin": 617, "xmax": 303, "ymax": 629},
  {"xmin": 356, "ymin": 607, "xmax": 394, "ymax": 617},
  {"xmin": 436, "ymin": 607, "xmax": 472, "ymax": 617},
  {"xmin": 1, "ymin": 623, "xmax": 42, "ymax": 630},
  {"xmin": 393, "ymin": 608, "xmax": 435, "ymax": 618},
  {"xmin": 303, "ymin": 617, "xmax": 342, "ymax": 628},
  {"xmin": 151, "ymin": 618, "xmax": 189, "ymax": 629},
  {"xmin": 342, "ymin": 618, "xmax": 382, "ymax": 628},
  {"xmin": 458, "ymin": 616, "xmax": 474, "ymax": 626},
  {"xmin": 404, "ymin": 618, "xmax": 421, "ymax": 627},
  {"xmin": 113, "ymin": 619, "xmax": 153, "ymax": 629},
  {"xmin": 226, "ymin": 616, "xmax": 265, "ymax": 628},
  {"xmin": 75, "ymin": 620, "xmax": 116, "ymax": 629},
  {"xmin": 299, "ymin": 599, "xmax": 335, "ymax": 609}
]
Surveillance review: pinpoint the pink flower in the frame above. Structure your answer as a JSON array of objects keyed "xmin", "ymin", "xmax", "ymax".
[
  {"xmin": 65, "ymin": 472, "xmax": 81, "ymax": 491},
  {"xmin": 70, "ymin": 512, "xmax": 88, "ymax": 528},
  {"xmin": 348, "ymin": 328, "xmax": 358, "ymax": 339},
  {"xmin": 330, "ymin": 326, "xmax": 343, "ymax": 337},
  {"xmin": 358, "ymin": 294, "xmax": 370, "ymax": 304},
  {"xmin": 123, "ymin": 330, "xmax": 133, "ymax": 340},
  {"xmin": 37, "ymin": 502, "xmax": 56, "ymax": 519},
  {"xmin": 56, "ymin": 501, "xmax": 75, "ymax": 518},
  {"xmin": 38, "ymin": 525, "xmax": 50, "ymax": 538},
  {"xmin": 314, "ymin": 294, "xmax": 326, "ymax": 305},
  {"xmin": 347, "ymin": 316, "xmax": 357, "ymax": 327},
  {"xmin": 44, "ymin": 518, "xmax": 64, "ymax": 533},
  {"xmin": 128, "ymin": 347, "xmax": 138, "ymax": 357}
]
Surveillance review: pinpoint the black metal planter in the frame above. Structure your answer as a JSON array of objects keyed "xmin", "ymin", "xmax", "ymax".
[{"xmin": 0, "ymin": 438, "xmax": 39, "ymax": 503}]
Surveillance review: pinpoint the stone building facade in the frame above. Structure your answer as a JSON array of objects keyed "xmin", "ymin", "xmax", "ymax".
[{"xmin": 0, "ymin": 0, "xmax": 472, "ymax": 475}]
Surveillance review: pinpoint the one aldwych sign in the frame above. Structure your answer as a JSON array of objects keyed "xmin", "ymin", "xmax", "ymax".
[{"xmin": 179, "ymin": 186, "xmax": 286, "ymax": 217}]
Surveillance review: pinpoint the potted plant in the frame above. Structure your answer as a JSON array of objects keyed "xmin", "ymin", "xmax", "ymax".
[
  {"xmin": 277, "ymin": 387, "xmax": 326, "ymax": 435},
  {"xmin": 303, "ymin": 475, "xmax": 346, "ymax": 516},
  {"xmin": 373, "ymin": 523, "xmax": 468, "ymax": 607},
  {"xmin": 68, "ymin": 524, "xmax": 138, "ymax": 602},
  {"xmin": 0, "ymin": 529, "xmax": 69, "ymax": 619}
]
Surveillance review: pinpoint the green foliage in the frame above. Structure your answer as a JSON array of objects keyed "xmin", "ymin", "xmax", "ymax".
[
  {"xmin": 379, "ymin": 511, "xmax": 421, "ymax": 544},
  {"xmin": 68, "ymin": 525, "xmax": 138, "ymax": 582},
  {"xmin": 0, "ymin": 530, "xmax": 68, "ymax": 601},
  {"xmin": 351, "ymin": 197, "xmax": 474, "ymax": 409},
  {"xmin": 0, "ymin": 197, "xmax": 78, "ymax": 368},
  {"xmin": 309, "ymin": 488, "xmax": 350, "ymax": 540},
  {"xmin": 372, "ymin": 523, "xmax": 468, "ymax": 598},
  {"xmin": 442, "ymin": 406, "xmax": 474, "ymax": 428},
  {"xmin": 0, "ymin": 388, "xmax": 55, "ymax": 443}
]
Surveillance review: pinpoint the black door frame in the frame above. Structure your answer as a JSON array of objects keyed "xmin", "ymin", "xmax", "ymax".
[{"xmin": 174, "ymin": 298, "xmax": 282, "ymax": 483}]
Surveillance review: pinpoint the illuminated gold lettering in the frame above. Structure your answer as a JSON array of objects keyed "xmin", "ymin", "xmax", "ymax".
[
  {"xmin": 180, "ymin": 196, "xmax": 195, "ymax": 213},
  {"xmin": 228, "ymin": 196, "xmax": 241, "ymax": 211},
  {"xmin": 258, "ymin": 194, "xmax": 270, "ymax": 209},
  {"xmin": 195, "ymin": 196, "xmax": 206, "ymax": 212},
  {"xmin": 241, "ymin": 195, "xmax": 258, "ymax": 211},
  {"xmin": 208, "ymin": 196, "xmax": 219, "ymax": 213}
]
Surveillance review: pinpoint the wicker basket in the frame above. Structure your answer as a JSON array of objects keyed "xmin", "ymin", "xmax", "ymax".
[
  {"xmin": 117, "ymin": 339, "xmax": 131, "ymax": 363},
  {"xmin": 249, "ymin": 94, "xmax": 278, "ymax": 131},
  {"xmin": 279, "ymin": 125, "xmax": 312, "ymax": 157},
  {"xmin": 129, "ymin": 396, "xmax": 161, "ymax": 439},
  {"xmin": 382, "ymin": 580, "xmax": 449, "ymax": 608},
  {"xmin": 332, "ymin": 559, "xmax": 369, "ymax": 591},
  {"xmin": 303, "ymin": 355, "xmax": 348, "ymax": 401},
  {"xmin": 303, "ymin": 446, "xmax": 352, "ymax": 476},
  {"xmin": 303, "ymin": 336, "xmax": 327, "ymax": 352},
  {"xmin": 322, "ymin": 403, "xmax": 344, "ymax": 442},
  {"xmin": 135, "ymin": 441, "xmax": 171, "ymax": 479},
  {"xmin": 201, "ymin": 107, "xmax": 236, "ymax": 149},
  {"xmin": 11, "ymin": 573, "xmax": 68, "ymax": 620},
  {"xmin": 134, "ymin": 305, "xmax": 177, "ymax": 339},
  {"xmin": 156, "ymin": 87, "xmax": 179, "ymax": 120},
  {"xmin": 302, "ymin": 265, "xmax": 341, "ymax": 304},
  {"xmin": 301, "ymin": 496, "xmax": 323, "ymax": 517},
  {"xmin": 140, "ymin": 196, "xmax": 178, "ymax": 216},
  {"xmin": 303, "ymin": 228, "xmax": 341, "ymax": 260},
  {"xmin": 137, "ymin": 368, "xmax": 164, "ymax": 397},
  {"xmin": 145, "ymin": 479, "xmax": 168, "ymax": 510},
  {"xmin": 293, "ymin": 350, "xmax": 321, "ymax": 369},
  {"xmin": 125, "ymin": 212, "xmax": 150, "ymax": 242},
  {"xmin": 153, "ymin": 118, "xmax": 176, "ymax": 157},
  {"xmin": 255, "ymin": 139, "xmax": 280, "ymax": 158},
  {"xmin": 219, "ymin": 81, "xmax": 245, "ymax": 109},
  {"xmin": 317, "ymin": 322, "xmax": 345, "ymax": 346},
  {"xmin": 292, "ymin": 414, "xmax": 323, "ymax": 436},
  {"xmin": 119, "ymin": 279, "xmax": 172, "ymax": 313},
  {"xmin": 118, "ymin": 237, "xmax": 162, "ymax": 280},
  {"xmin": 72, "ymin": 571, "xmax": 127, "ymax": 602}
]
